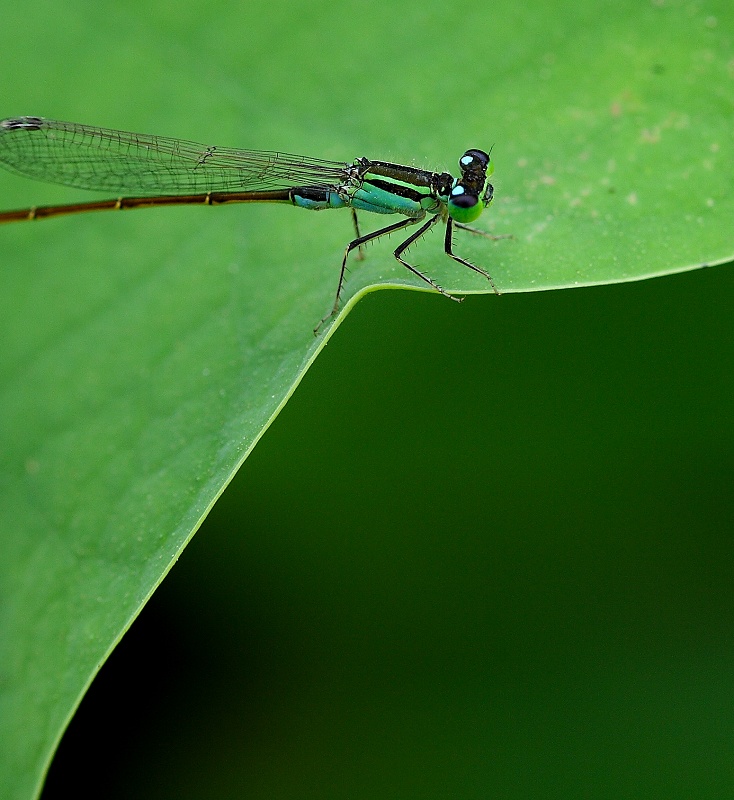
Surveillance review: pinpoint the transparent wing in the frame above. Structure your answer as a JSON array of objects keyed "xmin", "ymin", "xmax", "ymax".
[{"xmin": 0, "ymin": 117, "xmax": 353, "ymax": 195}]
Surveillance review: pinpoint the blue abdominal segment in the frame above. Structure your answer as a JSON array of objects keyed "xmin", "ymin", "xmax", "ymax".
[{"xmin": 291, "ymin": 188, "xmax": 348, "ymax": 210}]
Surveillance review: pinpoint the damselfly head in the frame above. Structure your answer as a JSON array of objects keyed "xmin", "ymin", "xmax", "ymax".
[
  {"xmin": 448, "ymin": 147, "xmax": 493, "ymax": 223},
  {"xmin": 458, "ymin": 149, "xmax": 490, "ymax": 173}
]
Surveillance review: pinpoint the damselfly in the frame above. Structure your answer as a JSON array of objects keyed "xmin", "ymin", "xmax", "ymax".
[{"xmin": 0, "ymin": 117, "xmax": 508, "ymax": 331}]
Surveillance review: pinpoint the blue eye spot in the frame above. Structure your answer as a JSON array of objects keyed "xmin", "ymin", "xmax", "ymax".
[
  {"xmin": 451, "ymin": 186, "xmax": 465, "ymax": 196},
  {"xmin": 462, "ymin": 149, "xmax": 490, "ymax": 169}
]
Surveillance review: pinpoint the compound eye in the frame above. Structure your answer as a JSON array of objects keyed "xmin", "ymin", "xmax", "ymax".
[
  {"xmin": 450, "ymin": 186, "xmax": 479, "ymax": 208},
  {"xmin": 459, "ymin": 148, "xmax": 490, "ymax": 171},
  {"xmin": 448, "ymin": 184, "xmax": 483, "ymax": 223}
]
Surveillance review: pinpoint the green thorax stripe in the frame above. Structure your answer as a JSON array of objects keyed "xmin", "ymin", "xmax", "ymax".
[
  {"xmin": 363, "ymin": 176, "xmax": 429, "ymax": 204},
  {"xmin": 361, "ymin": 160, "xmax": 446, "ymax": 203}
]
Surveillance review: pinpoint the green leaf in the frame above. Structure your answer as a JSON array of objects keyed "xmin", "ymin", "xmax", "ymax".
[{"xmin": 1, "ymin": 0, "xmax": 732, "ymax": 797}]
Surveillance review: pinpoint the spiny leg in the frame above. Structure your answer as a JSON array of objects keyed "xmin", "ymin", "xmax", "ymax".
[
  {"xmin": 445, "ymin": 217, "xmax": 500, "ymax": 295},
  {"xmin": 350, "ymin": 208, "xmax": 366, "ymax": 261},
  {"xmin": 314, "ymin": 215, "xmax": 421, "ymax": 335},
  {"xmin": 454, "ymin": 221, "xmax": 513, "ymax": 242},
  {"xmin": 394, "ymin": 214, "xmax": 462, "ymax": 301}
]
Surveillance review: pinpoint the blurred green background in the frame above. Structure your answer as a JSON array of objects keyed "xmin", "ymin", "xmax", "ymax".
[
  {"xmin": 0, "ymin": 0, "xmax": 731, "ymax": 797},
  {"xmin": 44, "ymin": 271, "xmax": 734, "ymax": 798}
]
